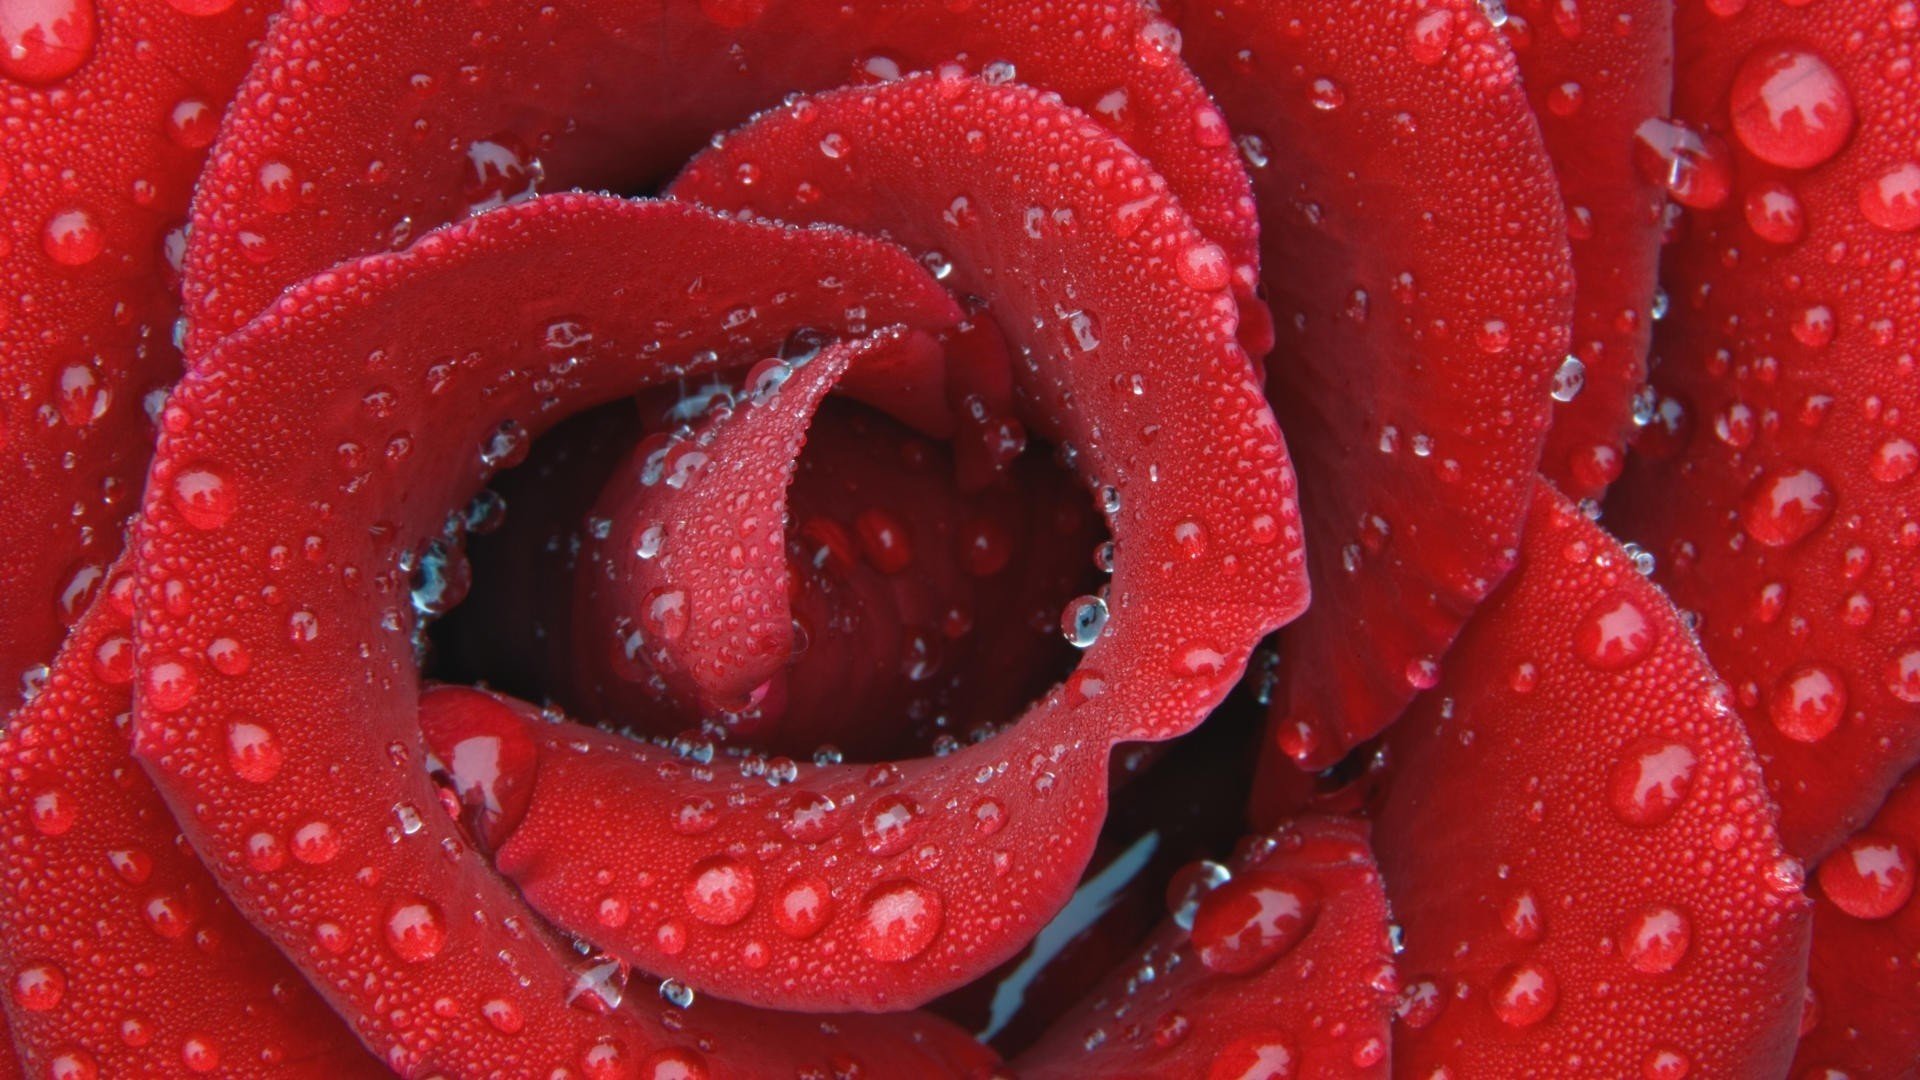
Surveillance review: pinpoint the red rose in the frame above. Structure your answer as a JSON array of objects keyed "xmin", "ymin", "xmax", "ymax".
[{"xmin": 0, "ymin": 0, "xmax": 1913, "ymax": 1077}]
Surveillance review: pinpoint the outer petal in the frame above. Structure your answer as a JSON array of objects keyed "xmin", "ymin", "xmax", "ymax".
[
  {"xmin": 1375, "ymin": 484, "xmax": 1811, "ymax": 1077},
  {"xmin": 1178, "ymin": 0, "xmax": 1575, "ymax": 772},
  {"xmin": 1015, "ymin": 816, "xmax": 1394, "ymax": 1079},
  {"xmin": 1507, "ymin": 0, "xmax": 1673, "ymax": 497},
  {"xmin": 0, "ymin": 563, "xmax": 377, "ymax": 1077},
  {"xmin": 1793, "ymin": 768, "xmax": 1920, "ymax": 1077},
  {"xmin": 131, "ymin": 194, "xmax": 996, "ymax": 1076},
  {"xmin": 181, "ymin": 0, "xmax": 1258, "ymax": 352},
  {"xmin": 0, "ymin": 0, "xmax": 272, "ymax": 711},
  {"xmin": 1609, "ymin": 0, "xmax": 1920, "ymax": 859}
]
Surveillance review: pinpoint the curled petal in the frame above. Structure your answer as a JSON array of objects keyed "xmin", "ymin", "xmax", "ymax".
[
  {"xmin": 0, "ymin": 564, "xmax": 377, "ymax": 1076},
  {"xmin": 1794, "ymin": 768, "xmax": 1920, "ymax": 1077},
  {"xmin": 0, "ymin": 0, "xmax": 272, "ymax": 710},
  {"xmin": 1375, "ymin": 485, "xmax": 1810, "ymax": 1076},
  {"xmin": 1609, "ymin": 0, "xmax": 1920, "ymax": 858},
  {"xmin": 1017, "ymin": 816, "xmax": 1394, "ymax": 1079},
  {"xmin": 183, "ymin": 0, "xmax": 1259, "ymax": 353},
  {"xmin": 1507, "ymin": 0, "xmax": 1673, "ymax": 498},
  {"xmin": 1177, "ymin": 0, "xmax": 1575, "ymax": 774},
  {"xmin": 131, "ymin": 194, "xmax": 996, "ymax": 1074},
  {"xmin": 422, "ymin": 73, "xmax": 1309, "ymax": 1013}
]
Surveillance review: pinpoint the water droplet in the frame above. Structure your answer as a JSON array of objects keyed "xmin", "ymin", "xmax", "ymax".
[
  {"xmin": 1871, "ymin": 438, "xmax": 1919, "ymax": 484},
  {"xmin": 1489, "ymin": 961, "xmax": 1557, "ymax": 1027},
  {"xmin": 1167, "ymin": 859, "xmax": 1233, "ymax": 930},
  {"xmin": 1888, "ymin": 645, "xmax": 1920, "ymax": 704},
  {"xmin": 12, "ymin": 964, "xmax": 65, "ymax": 1011},
  {"xmin": 225, "ymin": 720, "xmax": 285, "ymax": 784},
  {"xmin": 1741, "ymin": 468, "xmax": 1834, "ymax": 547},
  {"xmin": 1621, "ymin": 905, "xmax": 1692, "ymax": 973},
  {"xmin": 384, "ymin": 898, "xmax": 447, "ymax": 962},
  {"xmin": 1744, "ymin": 180, "xmax": 1806, "ymax": 245},
  {"xmin": 41, "ymin": 206, "xmax": 103, "ymax": 267},
  {"xmin": 28, "ymin": 789, "xmax": 74, "ymax": 835},
  {"xmin": 1633, "ymin": 118, "xmax": 1732, "ymax": 209},
  {"xmin": 1191, "ymin": 874, "xmax": 1318, "ymax": 974},
  {"xmin": 861, "ymin": 795, "xmax": 922, "ymax": 857},
  {"xmin": 1770, "ymin": 664, "xmax": 1847, "ymax": 743},
  {"xmin": 0, "ymin": 0, "xmax": 95, "ymax": 84},
  {"xmin": 1818, "ymin": 833, "xmax": 1914, "ymax": 919},
  {"xmin": 1858, "ymin": 161, "xmax": 1920, "ymax": 232},
  {"xmin": 1176, "ymin": 241, "xmax": 1232, "ymax": 292},
  {"xmin": 1574, "ymin": 593, "xmax": 1657, "ymax": 670},
  {"xmin": 1550, "ymin": 355, "xmax": 1586, "ymax": 403},
  {"xmin": 290, "ymin": 820, "xmax": 341, "ymax": 864},
  {"xmin": 462, "ymin": 133, "xmax": 542, "ymax": 215},
  {"xmin": 482, "ymin": 997, "xmax": 524, "ymax": 1034},
  {"xmin": 170, "ymin": 465, "xmax": 236, "ymax": 529},
  {"xmin": 1729, "ymin": 46, "xmax": 1853, "ymax": 169},
  {"xmin": 658, "ymin": 977, "xmax": 696, "ymax": 1009},
  {"xmin": 1608, "ymin": 739, "xmax": 1698, "ymax": 826},
  {"xmin": 772, "ymin": 877, "xmax": 832, "ymax": 939},
  {"xmin": 685, "ymin": 857, "xmax": 757, "ymax": 926},
  {"xmin": 1208, "ymin": 1036, "xmax": 1297, "ymax": 1080},
  {"xmin": 1501, "ymin": 890, "xmax": 1543, "ymax": 941},
  {"xmin": 1408, "ymin": 7, "xmax": 1453, "ymax": 65},
  {"xmin": 855, "ymin": 880, "xmax": 943, "ymax": 961},
  {"xmin": 1061, "ymin": 595, "xmax": 1109, "ymax": 648}
]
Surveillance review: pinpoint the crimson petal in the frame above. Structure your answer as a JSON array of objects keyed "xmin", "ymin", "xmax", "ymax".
[
  {"xmin": 1506, "ymin": 0, "xmax": 1673, "ymax": 497},
  {"xmin": 0, "ymin": 564, "xmax": 378, "ymax": 1076},
  {"xmin": 1793, "ymin": 767, "xmax": 1920, "ymax": 1077},
  {"xmin": 1609, "ymin": 0, "xmax": 1920, "ymax": 859},
  {"xmin": 579, "ymin": 334, "xmax": 880, "ymax": 714},
  {"xmin": 1015, "ymin": 816, "xmax": 1394, "ymax": 1079},
  {"xmin": 416, "ymin": 73, "xmax": 1310, "ymax": 1013},
  {"xmin": 0, "ymin": 0, "xmax": 272, "ymax": 712},
  {"xmin": 181, "ymin": 0, "xmax": 1259, "ymax": 355},
  {"xmin": 131, "ymin": 194, "xmax": 996, "ymax": 1074},
  {"xmin": 1375, "ymin": 484, "xmax": 1810, "ymax": 1076},
  {"xmin": 1177, "ymin": 0, "xmax": 1575, "ymax": 773}
]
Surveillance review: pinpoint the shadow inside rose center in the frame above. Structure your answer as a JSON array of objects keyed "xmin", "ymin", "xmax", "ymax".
[{"xmin": 430, "ymin": 384, "xmax": 1105, "ymax": 764}]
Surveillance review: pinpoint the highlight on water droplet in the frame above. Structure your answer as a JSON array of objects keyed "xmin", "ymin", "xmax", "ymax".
[{"xmin": 1728, "ymin": 45, "xmax": 1853, "ymax": 170}]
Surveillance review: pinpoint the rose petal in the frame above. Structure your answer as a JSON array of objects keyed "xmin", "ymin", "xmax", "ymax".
[
  {"xmin": 1016, "ymin": 816, "xmax": 1394, "ymax": 1079},
  {"xmin": 1507, "ymin": 0, "xmax": 1673, "ymax": 498},
  {"xmin": 132, "ymin": 194, "xmax": 995, "ymax": 1074},
  {"xmin": 1177, "ymin": 0, "xmax": 1575, "ymax": 774},
  {"xmin": 0, "ymin": 561, "xmax": 377, "ymax": 1075},
  {"xmin": 579, "ymin": 333, "xmax": 878, "ymax": 714},
  {"xmin": 1375, "ymin": 484, "xmax": 1811, "ymax": 1075},
  {"xmin": 418, "ymin": 74, "xmax": 1307, "ymax": 1014},
  {"xmin": 1792, "ymin": 766, "xmax": 1920, "ymax": 1076},
  {"xmin": 1608, "ymin": 0, "xmax": 1920, "ymax": 859},
  {"xmin": 0, "ymin": 0, "xmax": 272, "ymax": 711},
  {"xmin": 182, "ymin": 0, "xmax": 1259, "ymax": 354}
]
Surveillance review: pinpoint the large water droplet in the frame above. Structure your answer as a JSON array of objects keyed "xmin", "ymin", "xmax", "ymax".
[
  {"xmin": 1608, "ymin": 739, "xmax": 1697, "ymax": 826},
  {"xmin": 1621, "ymin": 905, "xmax": 1691, "ymax": 973},
  {"xmin": 384, "ymin": 898, "xmax": 447, "ymax": 962},
  {"xmin": 1741, "ymin": 468, "xmax": 1834, "ymax": 547},
  {"xmin": 1817, "ymin": 833, "xmax": 1915, "ymax": 919},
  {"xmin": 1728, "ymin": 46, "xmax": 1853, "ymax": 169},
  {"xmin": 169, "ymin": 465, "xmax": 237, "ymax": 530},
  {"xmin": 1061, "ymin": 595, "xmax": 1109, "ymax": 648},
  {"xmin": 1190, "ymin": 874, "xmax": 1319, "ymax": 975},
  {"xmin": 1489, "ymin": 961, "xmax": 1557, "ymax": 1027},
  {"xmin": 1858, "ymin": 161, "xmax": 1920, "ymax": 232},
  {"xmin": 1574, "ymin": 594, "xmax": 1657, "ymax": 671},
  {"xmin": 1769, "ymin": 664, "xmax": 1846, "ymax": 743},
  {"xmin": 855, "ymin": 880, "xmax": 943, "ymax": 961},
  {"xmin": 0, "ymin": 0, "xmax": 95, "ymax": 84},
  {"xmin": 225, "ymin": 720, "xmax": 285, "ymax": 784},
  {"xmin": 773, "ymin": 877, "xmax": 832, "ymax": 939},
  {"xmin": 685, "ymin": 856, "xmax": 757, "ymax": 926}
]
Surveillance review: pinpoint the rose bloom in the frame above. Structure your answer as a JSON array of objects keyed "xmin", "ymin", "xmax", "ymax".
[{"xmin": 0, "ymin": 0, "xmax": 1914, "ymax": 1076}]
